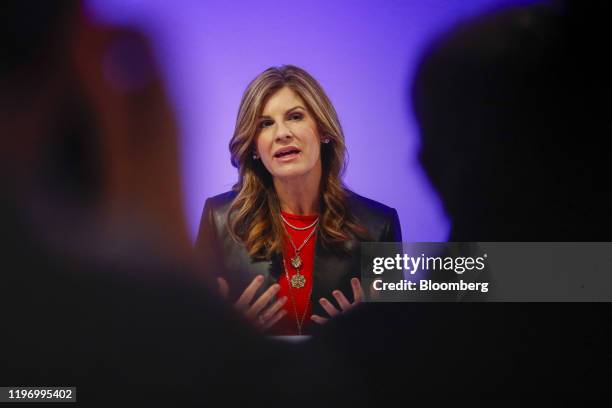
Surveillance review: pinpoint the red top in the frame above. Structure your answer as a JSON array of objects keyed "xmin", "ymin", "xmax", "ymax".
[{"xmin": 270, "ymin": 211, "xmax": 318, "ymax": 336}]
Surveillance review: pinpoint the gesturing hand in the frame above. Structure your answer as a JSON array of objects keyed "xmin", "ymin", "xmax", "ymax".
[
  {"xmin": 311, "ymin": 277, "xmax": 363, "ymax": 324},
  {"xmin": 217, "ymin": 275, "xmax": 287, "ymax": 331}
]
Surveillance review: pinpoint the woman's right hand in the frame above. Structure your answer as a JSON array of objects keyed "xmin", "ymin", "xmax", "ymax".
[{"xmin": 217, "ymin": 275, "xmax": 287, "ymax": 331}]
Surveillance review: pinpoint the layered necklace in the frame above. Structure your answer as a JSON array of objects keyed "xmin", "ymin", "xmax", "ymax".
[
  {"xmin": 281, "ymin": 213, "xmax": 319, "ymax": 335},
  {"xmin": 282, "ymin": 259, "xmax": 312, "ymax": 335},
  {"xmin": 281, "ymin": 213, "xmax": 319, "ymax": 289}
]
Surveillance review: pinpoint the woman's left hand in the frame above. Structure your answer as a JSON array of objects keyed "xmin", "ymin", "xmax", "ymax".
[{"xmin": 311, "ymin": 277, "xmax": 363, "ymax": 324}]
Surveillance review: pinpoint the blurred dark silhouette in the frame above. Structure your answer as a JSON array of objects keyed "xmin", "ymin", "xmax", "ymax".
[
  {"xmin": 0, "ymin": 2, "xmax": 355, "ymax": 405},
  {"xmin": 409, "ymin": 0, "xmax": 611, "ymax": 402},
  {"xmin": 413, "ymin": 1, "xmax": 611, "ymax": 241}
]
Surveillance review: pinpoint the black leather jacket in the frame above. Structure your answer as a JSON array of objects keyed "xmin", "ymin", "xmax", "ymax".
[{"xmin": 195, "ymin": 190, "xmax": 402, "ymax": 322}]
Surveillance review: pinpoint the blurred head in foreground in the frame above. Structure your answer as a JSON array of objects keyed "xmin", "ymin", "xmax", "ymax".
[
  {"xmin": 1, "ymin": 0, "xmax": 190, "ymax": 264},
  {"xmin": 412, "ymin": 1, "xmax": 611, "ymax": 241},
  {"xmin": 1, "ymin": 1, "xmax": 261, "ymax": 403}
]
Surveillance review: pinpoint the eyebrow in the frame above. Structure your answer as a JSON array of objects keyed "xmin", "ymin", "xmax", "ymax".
[{"xmin": 259, "ymin": 105, "xmax": 306, "ymax": 119}]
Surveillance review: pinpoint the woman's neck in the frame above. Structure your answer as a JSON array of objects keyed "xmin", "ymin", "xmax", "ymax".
[{"xmin": 274, "ymin": 173, "xmax": 321, "ymax": 216}]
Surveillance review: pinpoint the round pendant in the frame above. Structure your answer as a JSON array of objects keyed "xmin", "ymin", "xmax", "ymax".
[
  {"xmin": 290, "ymin": 273, "xmax": 306, "ymax": 288},
  {"xmin": 290, "ymin": 255, "xmax": 302, "ymax": 269}
]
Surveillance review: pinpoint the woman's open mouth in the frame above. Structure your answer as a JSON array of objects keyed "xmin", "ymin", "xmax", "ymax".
[{"xmin": 273, "ymin": 147, "xmax": 301, "ymax": 162}]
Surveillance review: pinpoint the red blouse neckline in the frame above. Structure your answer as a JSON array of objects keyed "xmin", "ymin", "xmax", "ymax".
[{"xmin": 280, "ymin": 210, "xmax": 319, "ymax": 221}]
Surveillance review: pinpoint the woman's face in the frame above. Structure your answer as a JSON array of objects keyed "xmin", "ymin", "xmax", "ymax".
[{"xmin": 255, "ymin": 86, "xmax": 322, "ymax": 182}]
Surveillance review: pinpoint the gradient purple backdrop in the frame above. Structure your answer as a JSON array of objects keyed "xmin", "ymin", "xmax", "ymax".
[{"xmin": 88, "ymin": 0, "xmax": 539, "ymax": 242}]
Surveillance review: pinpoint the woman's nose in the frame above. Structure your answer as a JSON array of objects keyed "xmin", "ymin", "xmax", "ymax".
[{"xmin": 274, "ymin": 122, "xmax": 293, "ymax": 141}]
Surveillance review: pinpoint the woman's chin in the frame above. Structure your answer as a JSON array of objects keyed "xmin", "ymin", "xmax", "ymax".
[
  {"xmin": 271, "ymin": 167, "xmax": 310, "ymax": 181},
  {"xmin": 268, "ymin": 159, "xmax": 321, "ymax": 184}
]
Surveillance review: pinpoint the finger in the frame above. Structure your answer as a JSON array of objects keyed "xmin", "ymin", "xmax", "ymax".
[
  {"xmin": 262, "ymin": 309, "xmax": 287, "ymax": 331},
  {"xmin": 260, "ymin": 296, "xmax": 287, "ymax": 321},
  {"xmin": 369, "ymin": 283, "xmax": 381, "ymax": 300},
  {"xmin": 332, "ymin": 290, "xmax": 352, "ymax": 311},
  {"xmin": 311, "ymin": 314, "xmax": 329, "ymax": 325},
  {"xmin": 351, "ymin": 278, "xmax": 363, "ymax": 304},
  {"xmin": 235, "ymin": 275, "xmax": 264, "ymax": 312},
  {"xmin": 319, "ymin": 298, "xmax": 339, "ymax": 318},
  {"xmin": 217, "ymin": 277, "xmax": 229, "ymax": 300},
  {"xmin": 246, "ymin": 283, "xmax": 280, "ymax": 319}
]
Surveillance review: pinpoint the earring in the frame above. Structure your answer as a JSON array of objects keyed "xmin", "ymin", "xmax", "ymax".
[
  {"xmin": 252, "ymin": 153, "xmax": 259, "ymax": 160},
  {"xmin": 323, "ymin": 138, "xmax": 331, "ymax": 144}
]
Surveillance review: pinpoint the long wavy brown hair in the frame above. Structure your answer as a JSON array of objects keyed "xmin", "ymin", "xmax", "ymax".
[{"xmin": 228, "ymin": 65, "xmax": 369, "ymax": 260}]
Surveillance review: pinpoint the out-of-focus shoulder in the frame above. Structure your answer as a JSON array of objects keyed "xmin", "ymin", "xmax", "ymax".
[
  {"xmin": 205, "ymin": 190, "xmax": 238, "ymax": 211},
  {"xmin": 345, "ymin": 190, "xmax": 396, "ymax": 220}
]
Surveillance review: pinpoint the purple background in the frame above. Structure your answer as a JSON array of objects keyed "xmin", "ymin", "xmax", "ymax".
[{"xmin": 88, "ymin": 0, "xmax": 539, "ymax": 243}]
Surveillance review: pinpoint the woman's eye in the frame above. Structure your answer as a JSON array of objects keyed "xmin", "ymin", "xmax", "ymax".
[
  {"xmin": 259, "ymin": 120, "xmax": 273, "ymax": 129},
  {"xmin": 289, "ymin": 112, "xmax": 303, "ymax": 121}
]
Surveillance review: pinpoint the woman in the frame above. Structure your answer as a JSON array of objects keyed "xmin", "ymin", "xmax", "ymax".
[{"xmin": 196, "ymin": 65, "xmax": 401, "ymax": 335}]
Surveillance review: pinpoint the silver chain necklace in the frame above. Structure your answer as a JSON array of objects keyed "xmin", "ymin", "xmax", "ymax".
[
  {"xmin": 281, "ymin": 213, "xmax": 319, "ymax": 231},
  {"xmin": 282, "ymin": 215, "xmax": 318, "ymax": 288}
]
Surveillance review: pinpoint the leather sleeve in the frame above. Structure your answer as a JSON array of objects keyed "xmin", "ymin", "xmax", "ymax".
[
  {"xmin": 382, "ymin": 208, "xmax": 402, "ymax": 242},
  {"xmin": 195, "ymin": 198, "xmax": 224, "ymax": 280},
  {"xmin": 381, "ymin": 208, "xmax": 405, "ymax": 285}
]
